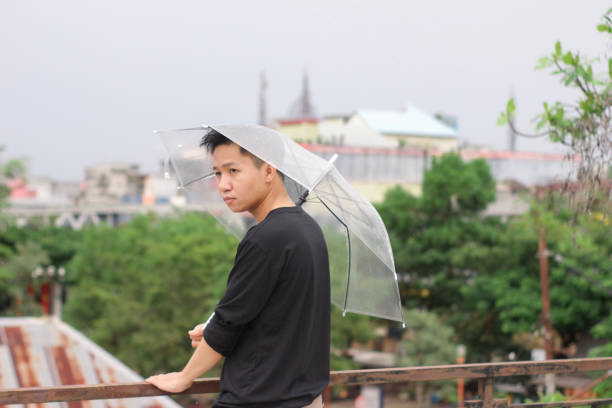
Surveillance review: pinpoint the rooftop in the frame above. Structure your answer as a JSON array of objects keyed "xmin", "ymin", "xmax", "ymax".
[
  {"xmin": 0, "ymin": 317, "xmax": 181, "ymax": 408},
  {"xmin": 357, "ymin": 105, "xmax": 458, "ymax": 138}
]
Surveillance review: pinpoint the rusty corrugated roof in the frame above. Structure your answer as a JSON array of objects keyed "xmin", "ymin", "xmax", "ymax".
[{"xmin": 0, "ymin": 317, "xmax": 182, "ymax": 408}]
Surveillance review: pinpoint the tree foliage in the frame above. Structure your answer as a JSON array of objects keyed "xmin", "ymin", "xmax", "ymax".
[
  {"xmin": 330, "ymin": 309, "xmax": 376, "ymax": 371},
  {"xmin": 0, "ymin": 225, "xmax": 82, "ymax": 315},
  {"xmin": 377, "ymin": 153, "xmax": 509, "ymax": 360},
  {"xmin": 63, "ymin": 212, "xmax": 237, "ymax": 375},
  {"xmin": 0, "ymin": 155, "xmax": 27, "ymax": 224},
  {"xmin": 398, "ymin": 309, "xmax": 457, "ymax": 404},
  {"xmin": 62, "ymin": 211, "xmax": 377, "ymax": 373},
  {"xmin": 0, "ymin": 241, "xmax": 48, "ymax": 316},
  {"xmin": 460, "ymin": 208, "xmax": 611, "ymax": 351},
  {"xmin": 422, "ymin": 153, "xmax": 496, "ymax": 219},
  {"xmin": 377, "ymin": 152, "xmax": 612, "ymax": 363},
  {"xmin": 498, "ymin": 8, "xmax": 612, "ymax": 216},
  {"xmin": 399, "ymin": 308, "xmax": 456, "ymax": 367},
  {"xmin": 376, "ymin": 154, "xmax": 497, "ymax": 306}
]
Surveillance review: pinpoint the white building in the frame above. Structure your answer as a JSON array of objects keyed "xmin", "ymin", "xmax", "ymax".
[{"xmin": 318, "ymin": 105, "xmax": 458, "ymax": 150}]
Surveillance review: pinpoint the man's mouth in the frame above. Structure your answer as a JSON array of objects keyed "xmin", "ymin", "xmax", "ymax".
[{"xmin": 223, "ymin": 197, "xmax": 235, "ymax": 203}]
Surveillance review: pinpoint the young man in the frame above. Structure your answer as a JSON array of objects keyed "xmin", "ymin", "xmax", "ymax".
[{"xmin": 146, "ymin": 129, "xmax": 331, "ymax": 408}]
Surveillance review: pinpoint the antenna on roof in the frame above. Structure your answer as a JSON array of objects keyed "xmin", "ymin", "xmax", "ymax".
[{"xmin": 258, "ymin": 71, "xmax": 268, "ymax": 125}]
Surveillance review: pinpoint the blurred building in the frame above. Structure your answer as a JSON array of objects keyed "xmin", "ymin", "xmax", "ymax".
[
  {"xmin": 6, "ymin": 162, "xmax": 184, "ymax": 229},
  {"xmin": 320, "ymin": 105, "xmax": 458, "ymax": 149},
  {"xmin": 307, "ymin": 145, "xmax": 570, "ymax": 203},
  {"xmin": 8, "ymin": 176, "xmax": 82, "ymax": 207},
  {"xmin": 276, "ymin": 118, "xmax": 319, "ymax": 143},
  {"xmin": 84, "ymin": 163, "xmax": 144, "ymax": 204},
  {"xmin": 278, "ymin": 104, "xmax": 458, "ymax": 150},
  {"xmin": 142, "ymin": 162, "xmax": 183, "ymax": 207}
]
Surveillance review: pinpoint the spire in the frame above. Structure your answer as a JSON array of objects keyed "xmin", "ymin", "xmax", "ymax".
[{"xmin": 288, "ymin": 70, "xmax": 316, "ymax": 119}]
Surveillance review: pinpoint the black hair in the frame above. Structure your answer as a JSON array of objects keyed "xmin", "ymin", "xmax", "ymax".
[
  {"xmin": 200, "ymin": 128, "xmax": 233, "ymax": 152},
  {"xmin": 200, "ymin": 128, "xmax": 286, "ymax": 180},
  {"xmin": 200, "ymin": 128, "xmax": 263, "ymax": 168}
]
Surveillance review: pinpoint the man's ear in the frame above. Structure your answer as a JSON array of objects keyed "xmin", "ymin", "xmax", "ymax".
[{"xmin": 263, "ymin": 163, "xmax": 276, "ymax": 182}]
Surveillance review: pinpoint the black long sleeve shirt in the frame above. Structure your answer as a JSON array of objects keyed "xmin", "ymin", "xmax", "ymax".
[{"xmin": 203, "ymin": 206, "xmax": 330, "ymax": 407}]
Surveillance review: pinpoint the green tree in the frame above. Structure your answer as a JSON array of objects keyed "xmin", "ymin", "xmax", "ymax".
[
  {"xmin": 0, "ymin": 241, "xmax": 48, "ymax": 316},
  {"xmin": 497, "ymin": 8, "xmax": 612, "ymax": 366},
  {"xmin": 376, "ymin": 153, "xmax": 498, "ymax": 311},
  {"xmin": 0, "ymin": 154, "xmax": 27, "ymax": 225},
  {"xmin": 498, "ymin": 8, "xmax": 612, "ymax": 216},
  {"xmin": 63, "ymin": 212, "xmax": 237, "ymax": 375},
  {"xmin": 0, "ymin": 224, "xmax": 82, "ymax": 266},
  {"xmin": 422, "ymin": 153, "xmax": 496, "ymax": 219},
  {"xmin": 460, "ymin": 208, "xmax": 611, "ymax": 349},
  {"xmin": 380, "ymin": 182, "xmax": 611, "ymax": 360},
  {"xmin": 377, "ymin": 152, "xmax": 611, "ymax": 362},
  {"xmin": 398, "ymin": 309, "xmax": 457, "ymax": 405},
  {"xmin": 63, "ymin": 211, "xmax": 376, "ymax": 373},
  {"xmin": 376, "ymin": 154, "xmax": 506, "ymax": 360},
  {"xmin": 330, "ymin": 309, "xmax": 376, "ymax": 371},
  {"xmin": 0, "ymin": 225, "xmax": 82, "ymax": 314}
]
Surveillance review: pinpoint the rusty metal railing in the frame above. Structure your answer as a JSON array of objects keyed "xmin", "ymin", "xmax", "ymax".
[{"xmin": 0, "ymin": 358, "xmax": 611, "ymax": 407}]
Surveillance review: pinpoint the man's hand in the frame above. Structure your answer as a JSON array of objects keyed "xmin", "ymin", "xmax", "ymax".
[
  {"xmin": 145, "ymin": 372, "xmax": 193, "ymax": 393},
  {"xmin": 146, "ymin": 323, "xmax": 221, "ymax": 393},
  {"xmin": 188, "ymin": 323, "xmax": 205, "ymax": 348}
]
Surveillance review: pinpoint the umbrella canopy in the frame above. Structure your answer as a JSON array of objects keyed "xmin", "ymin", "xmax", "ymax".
[{"xmin": 158, "ymin": 125, "xmax": 404, "ymax": 324}]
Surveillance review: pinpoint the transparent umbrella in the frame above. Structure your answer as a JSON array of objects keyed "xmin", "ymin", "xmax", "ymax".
[{"xmin": 158, "ymin": 125, "xmax": 405, "ymax": 325}]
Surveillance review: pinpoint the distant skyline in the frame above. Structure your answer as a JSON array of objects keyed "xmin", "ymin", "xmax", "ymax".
[{"xmin": 1, "ymin": 1, "xmax": 610, "ymax": 180}]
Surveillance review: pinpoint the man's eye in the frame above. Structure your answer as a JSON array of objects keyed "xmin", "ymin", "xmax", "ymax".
[
  {"xmin": 214, "ymin": 172, "xmax": 221, "ymax": 178},
  {"xmin": 230, "ymin": 168, "xmax": 238, "ymax": 173}
]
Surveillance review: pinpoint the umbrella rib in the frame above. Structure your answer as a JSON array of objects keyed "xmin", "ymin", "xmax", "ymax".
[
  {"xmin": 182, "ymin": 172, "xmax": 215, "ymax": 188},
  {"xmin": 314, "ymin": 181, "xmax": 376, "ymax": 230},
  {"xmin": 155, "ymin": 126, "xmax": 206, "ymax": 133},
  {"xmin": 314, "ymin": 186, "xmax": 395, "ymax": 274},
  {"xmin": 313, "ymin": 177, "xmax": 381, "ymax": 232},
  {"xmin": 318, "ymin": 197, "xmax": 352, "ymax": 316},
  {"xmin": 313, "ymin": 191, "xmax": 374, "ymax": 224}
]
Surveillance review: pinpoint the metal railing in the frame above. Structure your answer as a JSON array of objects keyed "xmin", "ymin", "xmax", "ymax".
[{"xmin": 1, "ymin": 358, "xmax": 611, "ymax": 408}]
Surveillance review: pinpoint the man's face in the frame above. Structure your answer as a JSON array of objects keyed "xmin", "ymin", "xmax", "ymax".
[{"xmin": 212, "ymin": 143, "xmax": 270, "ymax": 214}]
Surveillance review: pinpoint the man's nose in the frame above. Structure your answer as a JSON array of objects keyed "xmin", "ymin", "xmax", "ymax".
[{"xmin": 217, "ymin": 174, "xmax": 231, "ymax": 192}]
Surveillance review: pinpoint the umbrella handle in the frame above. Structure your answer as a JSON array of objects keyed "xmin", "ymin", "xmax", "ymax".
[{"xmin": 296, "ymin": 190, "xmax": 310, "ymax": 206}]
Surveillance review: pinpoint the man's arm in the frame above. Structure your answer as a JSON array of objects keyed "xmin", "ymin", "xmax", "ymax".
[
  {"xmin": 145, "ymin": 333, "xmax": 222, "ymax": 393},
  {"xmin": 147, "ymin": 238, "xmax": 279, "ymax": 392}
]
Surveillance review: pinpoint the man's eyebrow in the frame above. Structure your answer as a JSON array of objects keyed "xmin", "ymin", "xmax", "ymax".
[{"xmin": 212, "ymin": 161, "xmax": 239, "ymax": 170}]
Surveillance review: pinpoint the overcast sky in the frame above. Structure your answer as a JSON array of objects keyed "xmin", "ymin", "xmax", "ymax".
[{"xmin": 1, "ymin": 1, "xmax": 610, "ymax": 181}]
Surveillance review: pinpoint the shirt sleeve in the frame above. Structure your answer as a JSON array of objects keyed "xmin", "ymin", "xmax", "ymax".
[{"xmin": 203, "ymin": 237, "xmax": 282, "ymax": 357}]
